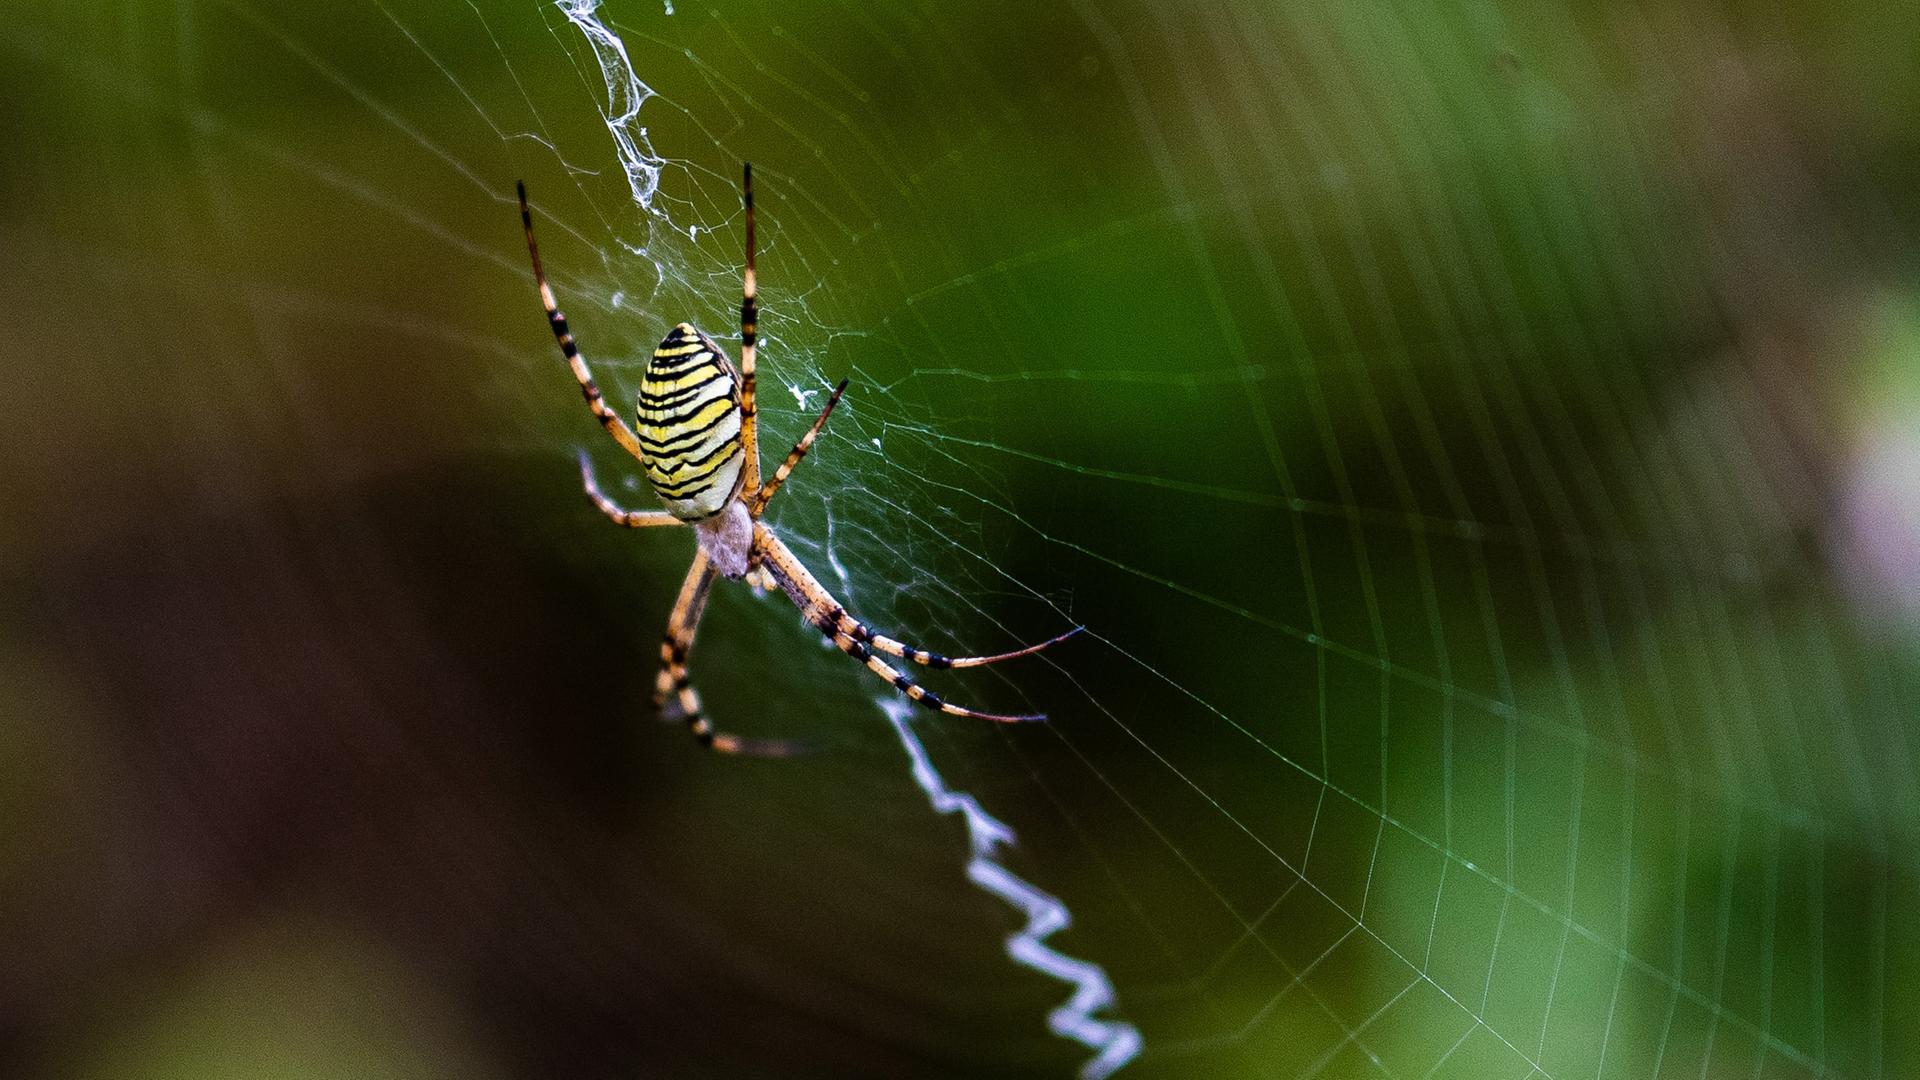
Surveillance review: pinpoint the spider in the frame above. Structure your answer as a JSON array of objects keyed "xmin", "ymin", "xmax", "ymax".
[{"xmin": 516, "ymin": 164, "xmax": 1079, "ymax": 755}]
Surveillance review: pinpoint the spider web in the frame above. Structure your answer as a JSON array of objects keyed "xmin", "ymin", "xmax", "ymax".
[{"xmin": 4, "ymin": 1, "xmax": 1917, "ymax": 1077}]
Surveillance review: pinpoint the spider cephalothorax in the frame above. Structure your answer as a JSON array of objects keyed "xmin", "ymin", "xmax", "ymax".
[{"xmin": 517, "ymin": 164, "xmax": 1078, "ymax": 754}]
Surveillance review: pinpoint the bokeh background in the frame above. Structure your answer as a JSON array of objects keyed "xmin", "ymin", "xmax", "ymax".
[{"xmin": 3, "ymin": 1, "xmax": 1918, "ymax": 1077}]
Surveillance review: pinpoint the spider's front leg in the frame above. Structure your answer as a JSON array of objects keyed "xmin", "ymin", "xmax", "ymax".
[
  {"xmin": 743, "ymin": 564, "xmax": 778, "ymax": 595},
  {"xmin": 656, "ymin": 549, "xmax": 809, "ymax": 757},
  {"xmin": 751, "ymin": 524, "xmax": 1075, "ymax": 723}
]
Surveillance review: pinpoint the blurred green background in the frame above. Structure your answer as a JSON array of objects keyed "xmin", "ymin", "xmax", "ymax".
[{"xmin": 3, "ymin": 1, "xmax": 1918, "ymax": 1077}]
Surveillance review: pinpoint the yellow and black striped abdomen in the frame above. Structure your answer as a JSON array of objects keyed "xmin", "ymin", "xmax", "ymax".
[{"xmin": 637, "ymin": 323, "xmax": 745, "ymax": 520}]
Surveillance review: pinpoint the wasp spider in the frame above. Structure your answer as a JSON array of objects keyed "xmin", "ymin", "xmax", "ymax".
[{"xmin": 517, "ymin": 165, "xmax": 1078, "ymax": 755}]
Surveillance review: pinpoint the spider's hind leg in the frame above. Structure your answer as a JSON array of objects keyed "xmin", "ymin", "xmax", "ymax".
[{"xmin": 518, "ymin": 181, "xmax": 646, "ymax": 463}]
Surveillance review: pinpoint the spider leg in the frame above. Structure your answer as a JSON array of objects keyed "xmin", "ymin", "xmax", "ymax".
[
  {"xmin": 579, "ymin": 452, "xmax": 679, "ymax": 527},
  {"xmin": 750, "ymin": 377, "xmax": 848, "ymax": 516},
  {"xmin": 517, "ymin": 182, "xmax": 644, "ymax": 463},
  {"xmin": 838, "ymin": 619, "xmax": 1083, "ymax": 670},
  {"xmin": 753, "ymin": 430, "xmax": 1079, "ymax": 665},
  {"xmin": 737, "ymin": 162, "xmax": 762, "ymax": 497},
  {"xmin": 658, "ymin": 548, "xmax": 810, "ymax": 757},
  {"xmin": 752, "ymin": 525, "xmax": 1051, "ymax": 723}
]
